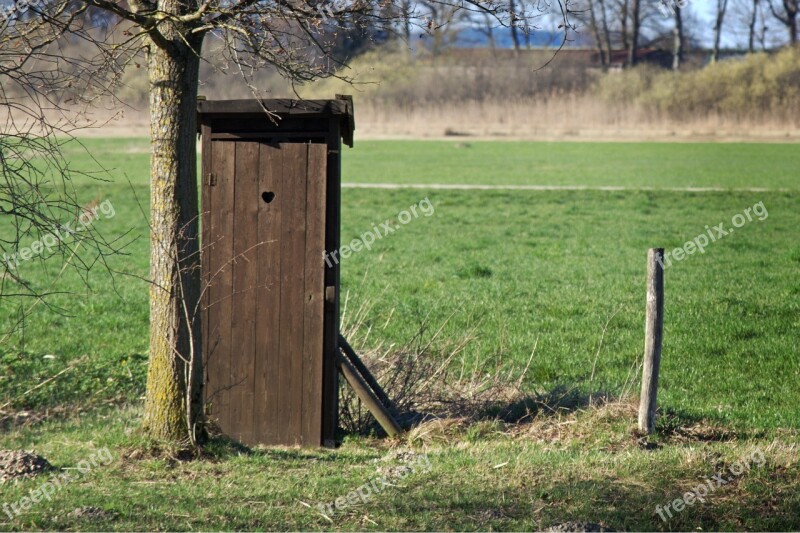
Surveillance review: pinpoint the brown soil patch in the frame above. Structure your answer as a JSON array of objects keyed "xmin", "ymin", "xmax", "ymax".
[{"xmin": 0, "ymin": 450, "xmax": 52, "ymax": 483}]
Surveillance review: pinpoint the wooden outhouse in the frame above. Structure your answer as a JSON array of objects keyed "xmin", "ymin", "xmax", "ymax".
[{"xmin": 198, "ymin": 97, "xmax": 354, "ymax": 448}]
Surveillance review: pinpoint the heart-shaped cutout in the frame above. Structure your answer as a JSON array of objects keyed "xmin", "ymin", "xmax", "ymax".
[{"xmin": 262, "ymin": 191, "xmax": 275, "ymax": 203}]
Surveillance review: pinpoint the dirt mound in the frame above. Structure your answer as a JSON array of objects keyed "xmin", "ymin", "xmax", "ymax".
[{"xmin": 0, "ymin": 450, "xmax": 52, "ymax": 483}]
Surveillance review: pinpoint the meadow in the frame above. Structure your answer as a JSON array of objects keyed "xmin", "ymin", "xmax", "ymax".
[{"xmin": 0, "ymin": 138, "xmax": 798, "ymax": 530}]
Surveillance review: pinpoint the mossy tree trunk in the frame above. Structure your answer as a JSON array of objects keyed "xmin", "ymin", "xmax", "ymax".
[{"xmin": 141, "ymin": 11, "xmax": 205, "ymax": 444}]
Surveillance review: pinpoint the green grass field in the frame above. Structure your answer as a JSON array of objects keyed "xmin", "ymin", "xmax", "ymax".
[
  {"xmin": 343, "ymin": 141, "xmax": 800, "ymax": 189},
  {"xmin": 1, "ymin": 139, "xmax": 798, "ymax": 530}
]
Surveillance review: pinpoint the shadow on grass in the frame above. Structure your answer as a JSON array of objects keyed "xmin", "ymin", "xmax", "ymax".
[
  {"xmin": 199, "ymin": 433, "xmax": 352, "ymax": 463},
  {"xmin": 361, "ymin": 381, "xmax": 756, "ymax": 452},
  {"xmin": 387, "ymin": 382, "xmax": 621, "ymax": 430},
  {"xmin": 481, "ymin": 384, "xmax": 617, "ymax": 424}
]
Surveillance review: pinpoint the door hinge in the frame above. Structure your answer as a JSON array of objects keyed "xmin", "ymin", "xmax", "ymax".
[
  {"xmin": 208, "ymin": 173, "xmax": 217, "ymax": 186},
  {"xmin": 325, "ymin": 286, "xmax": 336, "ymax": 304}
]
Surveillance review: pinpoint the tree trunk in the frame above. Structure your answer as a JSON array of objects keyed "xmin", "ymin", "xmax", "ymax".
[
  {"xmin": 628, "ymin": 0, "xmax": 640, "ymax": 66},
  {"xmin": 748, "ymin": 0, "xmax": 759, "ymax": 52},
  {"xmin": 758, "ymin": 0, "xmax": 768, "ymax": 49},
  {"xmin": 599, "ymin": 0, "xmax": 613, "ymax": 65},
  {"xmin": 712, "ymin": 0, "xmax": 728, "ymax": 63},
  {"xmin": 141, "ymin": 32, "xmax": 205, "ymax": 444},
  {"xmin": 621, "ymin": 0, "xmax": 630, "ymax": 65},
  {"xmin": 588, "ymin": 0, "xmax": 608, "ymax": 66},
  {"xmin": 401, "ymin": 0, "xmax": 412, "ymax": 56},
  {"xmin": 768, "ymin": 0, "xmax": 798, "ymax": 46},
  {"xmin": 509, "ymin": 0, "xmax": 520, "ymax": 52},
  {"xmin": 673, "ymin": 4, "xmax": 683, "ymax": 70}
]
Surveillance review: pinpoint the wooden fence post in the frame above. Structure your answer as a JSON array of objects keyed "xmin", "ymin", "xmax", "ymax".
[{"xmin": 638, "ymin": 248, "xmax": 665, "ymax": 434}]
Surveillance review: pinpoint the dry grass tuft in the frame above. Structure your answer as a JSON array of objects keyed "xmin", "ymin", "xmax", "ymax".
[
  {"xmin": 510, "ymin": 397, "xmax": 639, "ymax": 449},
  {"xmin": 405, "ymin": 417, "xmax": 470, "ymax": 446},
  {"xmin": 338, "ymin": 291, "xmax": 538, "ymax": 435}
]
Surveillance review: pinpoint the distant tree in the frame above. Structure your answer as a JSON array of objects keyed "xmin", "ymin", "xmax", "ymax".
[
  {"xmin": 589, "ymin": 0, "xmax": 651, "ymax": 66},
  {"xmin": 628, "ymin": 0, "xmax": 640, "ymax": 65},
  {"xmin": 712, "ymin": 0, "xmax": 730, "ymax": 62},
  {"xmin": 745, "ymin": 0, "xmax": 761, "ymax": 51},
  {"xmin": 400, "ymin": 0, "xmax": 413, "ymax": 52},
  {"xmin": 768, "ymin": 0, "xmax": 798, "ymax": 44},
  {"xmin": 728, "ymin": 0, "xmax": 765, "ymax": 52},
  {"xmin": 756, "ymin": 0, "xmax": 770, "ymax": 48},
  {"xmin": 587, "ymin": 0, "xmax": 611, "ymax": 66},
  {"xmin": 597, "ymin": 0, "xmax": 613, "ymax": 63},
  {"xmin": 619, "ymin": 0, "xmax": 629, "ymax": 61},
  {"xmin": 673, "ymin": 1, "xmax": 684, "ymax": 69},
  {"xmin": 603, "ymin": 0, "xmax": 640, "ymax": 66},
  {"xmin": 508, "ymin": 0, "xmax": 520, "ymax": 51},
  {"xmin": 419, "ymin": 0, "xmax": 468, "ymax": 54}
]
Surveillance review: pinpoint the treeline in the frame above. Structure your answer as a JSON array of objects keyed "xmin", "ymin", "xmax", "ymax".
[
  {"xmin": 301, "ymin": 44, "xmax": 800, "ymax": 125},
  {"xmin": 597, "ymin": 45, "xmax": 800, "ymax": 121},
  {"xmin": 575, "ymin": 0, "xmax": 799, "ymax": 70}
]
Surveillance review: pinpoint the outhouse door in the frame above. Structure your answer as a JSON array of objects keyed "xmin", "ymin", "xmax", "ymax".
[{"xmin": 203, "ymin": 140, "xmax": 328, "ymax": 447}]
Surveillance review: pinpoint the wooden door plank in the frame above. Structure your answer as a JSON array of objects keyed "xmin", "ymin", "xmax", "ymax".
[
  {"xmin": 205, "ymin": 140, "xmax": 235, "ymax": 434},
  {"xmin": 273, "ymin": 144, "xmax": 291, "ymax": 445},
  {"xmin": 278, "ymin": 142, "xmax": 308, "ymax": 445},
  {"xmin": 201, "ymin": 124, "xmax": 212, "ymax": 421},
  {"xmin": 254, "ymin": 142, "xmax": 283, "ymax": 445},
  {"xmin": 229, "ymin": 141, "xmax": 260, "ymax": 445},
  {"xmin": 301, "ymin": 143, "xmax": 327, "ymax": 446}
]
